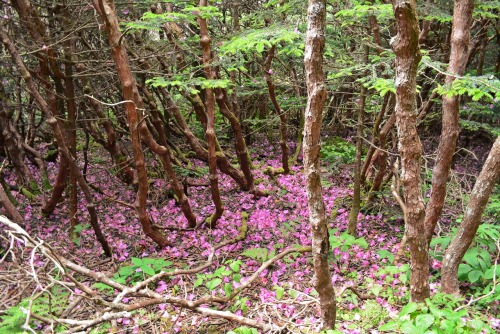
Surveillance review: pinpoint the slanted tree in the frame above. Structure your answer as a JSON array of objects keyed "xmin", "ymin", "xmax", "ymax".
[{"xmin": 441, "ymin": 136, "xmax": 500, "ymax": 294}]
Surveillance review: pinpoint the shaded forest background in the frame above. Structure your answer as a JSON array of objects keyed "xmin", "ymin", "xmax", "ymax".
[{"xmin": 0, "ymin": 0, "xmax": 499, "ymax": 333}]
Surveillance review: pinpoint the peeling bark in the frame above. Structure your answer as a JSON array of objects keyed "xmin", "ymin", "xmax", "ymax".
[
  {"xmin": 424, "ymin": 0, "xmax": 474, "ymax": 244},
  {"xmin": 304, "ymin": 0, "xmax": 336, "ymax": 329},
  {"xmin": 391, "ymin": 0, "xmax": 430, "ymax": 302}
]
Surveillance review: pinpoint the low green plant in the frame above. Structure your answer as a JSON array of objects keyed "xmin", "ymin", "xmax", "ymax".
[
  {"xmin": 94, "ymin": 257, "xmax": 173, "ymax": 291},
  {"xmin": 194, "ymin": 260, "xmax": 242, "ymax": 296},
  {"xmin": 0, "ymin": 285, "xmax": 69, "ymax": 333},
  {"xmin": 228, "ymin": 326, "xmax": 259, "ymax": 334},
  {"xmin": 380, "ymin": 293, "xmax": 494, "ymax": 333},
  {"xmin": 321, "ymin": 137, "xmax": 356, "ymax": 169}
]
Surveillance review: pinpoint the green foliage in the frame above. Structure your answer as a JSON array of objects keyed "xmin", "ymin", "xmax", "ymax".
[
  {"xmin": 71, "ymin": 224, "xmax": 90, "ymax": 246},
  {"xmin": 194, "ymin": 260, "xmax": 242, "ymax": 296},
  {"xmin": 241, "ymin": 247, "xmax": 274, "ymax": 263},
  {"xmin": 220, "ymin": 25, "xmax": 301, "ymax": 55},
  {"xmin": 127, "ymin": 6, "xmax": 221, "ymax": 31},
  {"xmin": 329, "ymin": 229, "xmax": 368, "ymax": 252},
  {"xmin": 228, "ymin": 327, "xmax": 258, "ymax": 334},
  {"xmin": 434, "ymin": 75, "xmax": 500, "ymax": 102},
  {"xmin": 431, "ymin": 224, "xmax": 500, "ymax": 307},
  {"xmin": 0, "ymin": 286, "xmax": 70, "ymax": 334},
  {"xmin": 365, "ymin": 77, "xmax": 395, "ymax": 96},
  {"xmin": 380, "ymin": 293, "xmax": 494, "ymax": 333},
  {"xmin": 146, "ymin": 76, "xmax": 232, "ymax": 95},
  {"xmin": 321, "ymin": 137, "xmax": 357, "ymax": 169},
  {"xmin": 94, "ymin": 257, "xmax": 173, "ymax": 291},
  {"xmin": 484, "ymin": 186, "xmax": 500, "ymax": 220},
  {"xmin": 335, "ymin": 3, "xmax": 393, "ymax": 25}
]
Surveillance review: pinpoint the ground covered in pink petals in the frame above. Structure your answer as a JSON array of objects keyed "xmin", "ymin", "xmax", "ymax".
[{"xmin": 1, "ymin": 140, "xmax": 499, "ymax": 333}]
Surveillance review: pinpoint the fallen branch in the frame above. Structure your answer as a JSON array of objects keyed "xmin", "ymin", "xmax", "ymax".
[{"xmin": 0, "ymin": 215, "xmax": 292, "ymax": 332}]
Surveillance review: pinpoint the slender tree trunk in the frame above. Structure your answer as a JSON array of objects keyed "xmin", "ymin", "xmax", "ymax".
[
  {"xmin": 424, "ymin": 0, "xmax": 474, "ymax": 244},
  {"xmin": 304, "ymin": 0, "xmax": 336, "ymax": 329},
  {"xmin": 441, "ymin": 137, "xmax": 500, "ymax": 295},
  {"xmin": 96, "ymin": 0, "xmax": 170, "ymax": 245},
  {"xmin": 0, "ymin": 81, "xmax": 32, "ymax": 188},
  {"xmin": 348, "ymin": 45, "xmax": 369, "ymax": 235},
  {"xmin": 76, "ymin": 63, "xmax": 136, "ymax": 186},
  {"xmin": 198, "ymin": 0, "xmax": 224, "ymax": 227},
  {"xmin": 64, "ymin": 40, "xmax": 78, "ymax": 237},
  {"xmin": 361, "ymin": 93, "xmax": 391, "ymax": 185},
  {"xmin": 264, "ymin": 45, "xmax": 290, "ymax": 174},
  {"xmin": 391, "ymin": 0, "xmax": 430, "ymax": 302},
  {"xmin": 0, "ymin": 27, "xmax": 112, "ymax": 257}
]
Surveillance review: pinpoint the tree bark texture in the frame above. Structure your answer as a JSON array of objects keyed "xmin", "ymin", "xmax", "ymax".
[
  {"xmin": 304, "ymin": 0, "xmax": 336, "ymax": 329},
  {"xmin": 0, "ymin": 27, "xmax": 112, "ymax": 257},
  {"xmin": 441, "ymin": 136, "xmax": 500, "ymax": 295},
  {"xmin": 391, "ymin": 0, "xmax": 430, "ymax": 302},
  {"xmin": 96, "ymin": 0, "xmax": 172, "ymax": 245},
  {"xmin": 423, "ymin": 0, "xmax": 474, "ymax": 244},
  {"xmin": 0, "ymin": 81, "xmax": 32, "ymax": 188},
  {"xmin": 348, "ymin": 44, "xmax": 369, "ymax": 236},
  {"xmin": 198, "ymin": 0, "xmax": 224, "ymax": 228},
  {"xmin": 264, "ymin": 45, "xmax": 290, "ymax": 174}
]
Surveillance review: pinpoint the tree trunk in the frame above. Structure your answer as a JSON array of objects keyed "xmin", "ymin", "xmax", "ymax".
[
  {"xmin": 424, "ymin": 0, "xmax": 474, "ymax": 244},
  {"xmin": 441, "ymin": 136, "xmax": 500, "ymax": 295},
  {"xmin": 198, "ymin": 0, "xmax": 224, "ymax": 228},
  {"xmin": 264, "ymin": 45, "xmax": 290, "ymax": 174},
  {"xmin": 0, "ymin": 27, "xmax": 112, "ymax": 257},
  {"xmin": 348, "ymin": 45, "xmax": 369, "ymax": 235},
  {"xmin": 0, "ymin": 179, "xmax": 23, "ymax": 223},
  {"xmin": 96, "ymin": 0, "xmax": 170, "ymax": 245},
  {"xmin": 391, "ymin": 0, "xmax": 430, "ymax": 302},
  {"xmin": 304, "ymin": 0, "xmax": 336, "ymax": 329},
  {"xmin": 64, "ymin": 39, "xmax": 79, "ymax": 238}
]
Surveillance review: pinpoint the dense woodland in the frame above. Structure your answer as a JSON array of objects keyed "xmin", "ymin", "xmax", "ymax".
[{"xmin": 0, "ymin": 0, "xmax": 499, "ymax": 333}]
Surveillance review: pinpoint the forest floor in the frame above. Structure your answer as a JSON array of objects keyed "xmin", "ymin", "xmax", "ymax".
[{"xmin": 0, "ymin": 136, "xmax": 499, "ymax": 333}]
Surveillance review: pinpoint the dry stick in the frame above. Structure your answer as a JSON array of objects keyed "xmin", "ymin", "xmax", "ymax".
[
  {"xmin": 0, "ymin": 216, "xmax": 287, "ymax": 332},
  {"xmin": 0, "ymin": 27, "xmax": 112, "ymax": 257}
]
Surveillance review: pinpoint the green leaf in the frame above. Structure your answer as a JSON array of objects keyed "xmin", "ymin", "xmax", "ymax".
[
  {"xmin": 484, "ymin": 266, "xmax": 499, "ymax": 280},
  {"xmin": 400, "ymin": 320, "xmax": 421, "ymax": 334},
  {"xmin": 131, "ymin": 258, "xmax": 143, "ymax": 266},
  {"xmin": 224, "ymin": 283, "xmax": 232, "ymax": 297},
  {"xmin": 141, "ymin": 265, "xmax": 155, "ymax": 277},
  {"xmin": 119, "ymin": 266, "xmax": 136, "ymax": 278},
  {"xmin": 458, "ymin": 264, "xmax": 473, "ymax": 276},
  {"xmin": 206, "ymin": 278, "xmax": 222, "ymax": 291},
  {"xmin": 469, "ymin": 318, "xmax": 484, "ymax": 330},
  {"xmin": 229, "ymin": 261, "xmax": 241, "ymax": 272},
  {"xmin": 194, "ymin": 276, "xmax": 203, "ymax": 288},
  {"xmin": 400, "ymin": 302, "xmax": 419, "ymax": 317},
  {"xmin": 415, "ymin": 314, "xmax": 435, "ymax": 330},
  {"xmin": 275, "ymin": 286, "xmax": 284, "ymax": 300},
  {"xmin": 379, "ymin": 321, "xmax": 399, "ymax": 331},
  {"xmin": 241, "ymin": 248, "xmax": 268, "ymax": 262},
  {"xmin": 468, "ymin": 270, "xmax": 482, "ymax": 283}
]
